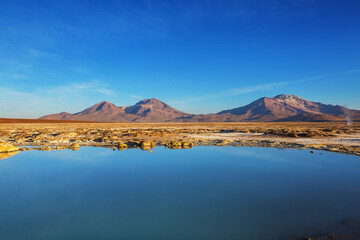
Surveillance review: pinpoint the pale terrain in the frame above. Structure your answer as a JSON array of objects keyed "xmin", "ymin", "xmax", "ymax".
[{"xmin": 0, "ymin": 121, "xmax": 359, "ymax": 159}]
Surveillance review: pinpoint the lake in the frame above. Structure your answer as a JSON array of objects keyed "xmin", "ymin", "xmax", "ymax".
[{"xmin": 0, "ymin": 147, "xmax": 360, "ymax": 240}]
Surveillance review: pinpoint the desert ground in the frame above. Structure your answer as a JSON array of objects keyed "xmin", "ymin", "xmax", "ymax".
[{"xmin": 0, "ymin": 119, "xmax": 359, "ymax": 158}]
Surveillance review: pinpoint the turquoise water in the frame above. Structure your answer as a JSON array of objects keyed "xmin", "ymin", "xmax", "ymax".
[{"xmin": 0, "ymin": 147, "xmax": 360, "ymax": 240}]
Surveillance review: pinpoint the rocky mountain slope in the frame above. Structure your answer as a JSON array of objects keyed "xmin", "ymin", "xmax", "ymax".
[
  {"xmin": 173, "ymin": 94, "xmax": 360, "ymax": 122},
  {"xmin": 40, "ymin": 95, "xmax": 360, "ymax": 122},
  {"xmin": 40, "ymin": 98, "xmax": 193, "ymax": 122}
]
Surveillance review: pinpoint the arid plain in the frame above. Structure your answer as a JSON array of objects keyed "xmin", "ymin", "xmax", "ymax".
[{"xmin": 1, "ymin": 119, "xmax": 359, "ymax": 159}]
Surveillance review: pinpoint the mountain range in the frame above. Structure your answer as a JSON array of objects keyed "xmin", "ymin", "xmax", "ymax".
[{"xmin": 40, "ymin": 94, "xmax": 360, "ymax": 122}]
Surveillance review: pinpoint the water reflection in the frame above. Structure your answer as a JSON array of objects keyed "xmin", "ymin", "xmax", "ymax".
[
  {"xmin": 0, "ymin": 147, "xmax": 359, "ymax": 240},
  {"xmin": 0, "ymin": 151, "xmax": 19, "ymax": 160}
]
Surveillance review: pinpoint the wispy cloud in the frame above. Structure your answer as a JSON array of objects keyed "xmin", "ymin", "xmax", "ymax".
[
  {"xmin": 227, "ymin": 81, "xmax": 289, "ymax": 96},
  {"xmin": 0, "ymin": 46, "xmax": 62, "ymax": 83},
  {"xmin": 129, "ymin": 95, "xmax": 144, "ymax": 100},
  {"xmin": 25, "ymin": 48, "xmax": 59, "ymax": 60},
  {"xmin": 172, "ymin": 81, "xmax": 291, "ymax": 105},
  {"xmin": 173, "ymin": 69, "xmax": 358, "ymax": 105},
  {"xmin": 98, "ymin": 88, "xmax": 114, "ymax": 96},
  {"xmin": 337, "ymin": 68, "xmax": 360, "ymax": 75},
  {"xmin": 45, "ymin": 81, "xmax": 117, "ymax": 97}
]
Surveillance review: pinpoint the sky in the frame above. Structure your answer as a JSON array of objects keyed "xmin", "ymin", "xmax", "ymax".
[{"xmin": 0, "ymin": 0, "xmax": 360, "ymax": 118}]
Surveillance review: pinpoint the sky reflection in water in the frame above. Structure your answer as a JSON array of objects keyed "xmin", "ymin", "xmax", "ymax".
[{"xmin": 0, "ymin": 146, "xmax": 360, "ymax": 240}]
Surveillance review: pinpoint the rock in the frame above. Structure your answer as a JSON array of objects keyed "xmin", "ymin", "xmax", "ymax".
[
  {"xmin": 141, "ymin": 147, "xmax": 152, "ymax": 151},
  {"xmin": 294, "ymin": 143, "xmax": 306, "ymax": 148},
  {"xmin": 0, "ymin": 141, "xmax": 19, "ymax": 153},
  {"xmin": 139, "ymin": 141, "xmax": 154, "ymax": 147},
  {"xmin": 0, "ymin": 151, "xmax": 19, "ymax": 160},
  {"xmin": 70, "ymin": 143, "xmax": 80, "ymax": 151},
  {"xmin": 165, "ymin": 141, "xmax": 182, "ymax": 149},
  {"xmin": 181, "ymin": 141, "xmax": 194, "ymax": 147},
  {"xmin": 126, "ymin": 140, "xmax": 140, "ymax": 147},
  {"xmin": 183, "ymin": 145, "xmax": 193, "ymax": 149},
  {"xmin": 313, "ymin": 144, "xmax": 327, "ymax": 150},
  {"xmin": 40, "ymin": 146, "xmax": 51, "ymax": 151},
  {"xmin": 139, "ymin": 141, "xmax": 155, "ymax": 150},
  {"xmin": 116, "ymin": 142, "xmax": 128, "ymax": 149}
]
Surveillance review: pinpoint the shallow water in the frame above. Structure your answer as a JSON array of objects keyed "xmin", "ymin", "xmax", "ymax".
[{"xmin": 0, "ymin": 147, "xmax": 360, "ymax": 240}]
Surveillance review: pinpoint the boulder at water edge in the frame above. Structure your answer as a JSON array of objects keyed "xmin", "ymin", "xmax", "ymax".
[
  {"xmin": 0, "ymin": 151, "xmax": 19, "ymax": 160},
  {"xmin": 0, "ymin": 141, "xmax": 19, "ymax": 153}
]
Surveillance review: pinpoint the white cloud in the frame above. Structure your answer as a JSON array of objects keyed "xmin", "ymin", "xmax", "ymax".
[
  {"xmin": 98, "ymin": 88, "xmax": 115, "ymax": 96},
  {"xmin": 227, "ymin": 81, "xmax": 289, "ymax": 96}
]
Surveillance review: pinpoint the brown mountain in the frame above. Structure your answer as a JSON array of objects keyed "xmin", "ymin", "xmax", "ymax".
[
  {"xmin": 173, "ymin": 94, "xmax": 360, "ymax": 122},
  {"xmin": 219, "ymin": 94, "xmax": 360, "ymax": 121},
  {"xmin": 273, "ymin": 112, "xmax": 344, "ymax": 122},
  {"xmin": 40, "ymin": 98, "xmax": 193, "ymax": 122},
  {"xmin": 40, "ymin": 95, "xmax": 360, "ymax": 122}
]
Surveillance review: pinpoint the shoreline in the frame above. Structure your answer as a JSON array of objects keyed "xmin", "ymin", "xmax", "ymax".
[
  {"xmin": 1, "ymin": 123, "xmax": 360, "ymax": 239},
  {"xmin": 0, "ymin": 122, "xmax": 359, "ymax": 157}
]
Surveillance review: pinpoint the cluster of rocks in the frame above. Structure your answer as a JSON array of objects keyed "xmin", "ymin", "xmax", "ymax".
[
  {"xmin": 0, "ymin": 123, "xmax": 359, "ymax": 158},
  {"xmin": 0, "ymin": 141, "xmax": 20, "ymax": 159},
  {"xmin": 0, "ymin": 140, "xmax": 194, "ymax": 157},
  {"xmin": 165, "ymin": 141, "xmax": 194, "ymax": 149},
  {"xmin": 115, "ymin": 140, "xmax": 194, "ymax": 150},
  {"xmin": 0, "ymin": 141, "xmax": 19, "ymax": 153}
]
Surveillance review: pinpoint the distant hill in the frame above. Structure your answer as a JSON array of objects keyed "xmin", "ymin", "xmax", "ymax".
[
  {"xmin": 273, "ymin": 113, "xmax": 343, "ymax": 122},
  {"xmin": 172, "ymin": 94, "xmax": 360, "ymax": 122},
  {"xmin": 216, "ymin": 94, "xmax": 360, "ymax": 122},
  {"xmin": 40, "ymin": 98, "xmax": 193, "ymax": 122},
  {"xmin": 40, "ymin": 95, "xmax": 360, "ymax": 122}
]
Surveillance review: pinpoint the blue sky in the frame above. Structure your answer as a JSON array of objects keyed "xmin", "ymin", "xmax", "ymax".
[{"xmin": 0, "ymin": 0, "xmax": 360, "ymax": 118}]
